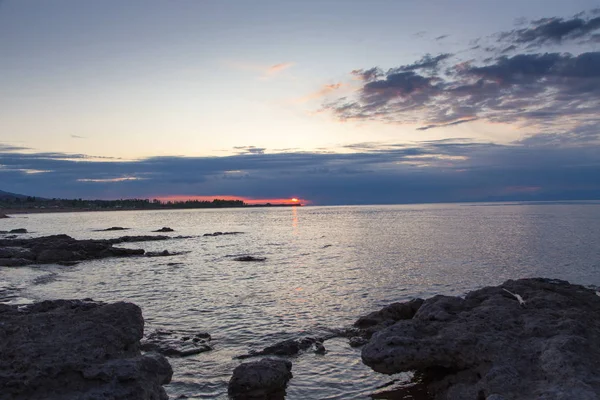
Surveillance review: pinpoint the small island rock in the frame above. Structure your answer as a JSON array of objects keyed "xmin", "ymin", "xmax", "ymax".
[{"xmin": 228, "ymin": 358, "xmax": 293, "ymax": 399}]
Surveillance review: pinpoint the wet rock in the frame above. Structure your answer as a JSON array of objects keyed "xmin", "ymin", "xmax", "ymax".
[
  {"xmin": 0, "ymin": 258, "xmax": 32, "ymax": 267},
  {"xmin": 204, "ymin": 231, "xmax": 244, "ymax": 237},
  {"xmin": 0, "ymin": 247, "xmax": 35, "ymax": 260},
  {"xmin": 141, "ymin": 330, "xmax": 213, "ymax": 357},
  {"xmin": 228, "ymin": 358, "xmax": 293, "ymax": 399},
  {"xmin": 153, "ymin": 227, "xmax": 174, "ymax": 232},
  {"xmin": 314, "ymin": 342, "xmax": 327, "ymax": 354},
  {"xmin": 361, "ymin": 278, "xmax": 600, "ymax": 400},
  {"xmin": 0, "ymin": 299, "xmax": 172, "ymax": 400},
  {"xmin": 355, "ymin": 298, "xmax": 424, "ymax": 338},
  {"xmin": 349, "ymin": 336, "xmax": 369, "ymax": 347},
  {"xmin": 106, "ymin": 235, "xmax": 171, "ymax": 244},
  {"xmin": 0, "ymin": 213, "xmax": 9, "ymax": 218},
  {"xmin": 95, "ymin": 226, "xmax": 130, "ymax": 231},
  {"xmin": 0, "ymin": 234, "xmax": 152, "ymax": 266},
  {"xmin": 9, "ymin": 228, "xmax": 27, "ymax": 234},
  {"xmin": 236, "ymin": 337, "xmax": 323, "ymax": 359},
  {"xmin": 145, "ymin": 250, "xmax": 190, "ymax": 257},
  {"xmin": 233, "ymin": 255, "xmax": 266, "ymax": 262}
]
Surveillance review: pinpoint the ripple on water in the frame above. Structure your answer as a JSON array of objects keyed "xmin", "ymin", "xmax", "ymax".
[{"xmin": 1, "ymin": 203, "xmax": 599, "ymax": 398}]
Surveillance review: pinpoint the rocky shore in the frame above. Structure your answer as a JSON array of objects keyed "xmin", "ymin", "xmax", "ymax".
[
  {"xmin": 357, "ymin": 278, "xmax": 600, "ymax": 399},
  {"xmin": 0, "ymin": 299, "xmax": 172, "ymax": 400},
  {"xmin": 226, "ymin": 278, "xmax": 600, "ymax": 399},
  {"xmin": 0, "ymin": 234, "xmax": 182, "ymax": 266}
]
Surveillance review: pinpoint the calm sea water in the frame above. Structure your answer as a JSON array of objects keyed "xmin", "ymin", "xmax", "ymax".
[{"xmin": 1, "ymin": 202, "xmax": 600, "ymax": 399}]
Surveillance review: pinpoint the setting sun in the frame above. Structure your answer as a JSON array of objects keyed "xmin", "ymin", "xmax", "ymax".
[{"xmin": 291, "ymin": 198, "xmax": 299, "ymax": 202}]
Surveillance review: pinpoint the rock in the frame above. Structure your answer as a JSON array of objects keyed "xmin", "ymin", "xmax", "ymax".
[
  {"xmin": 236, "ymin": 337, "xmax": 323, "ymax": 359},
  {"xmin": 0, "ymin": 299, "xmax": 172, "ymax": 400},
  {"xmin": 140, "ymin": 329, "xmax": 213, "ymax": 357},
  {"xmin": 233, "ymin": 255, "xmax": 266, "ymax": 262},
  {"xmin": 204, "ymin": 231, "xmax": 244, "ymax": 237},
  {"xmin": 228, "ymin": 358, "xmax": 293, "ymax": 399},
  {"xmin": 145, "ymin": 250, "xmax": 190, "ymax": 257},
  {"xmin": 0, "ymin": 247, "xmax": 35, "ymax": 260},
  {"xmin": 354, "ymin": 298, "xmax": 423, "ymax": 337},
  {"xmin": 153, "ymin": 227, "xmax": 174, "ymax": 232},
  {"xmin": 0, "ymin": 213, "xmax": 9, "ymax": 218},
  {"xmin": 0, "ymin": 258, "xmax": 32, "ymax": 267},
  {"xmin": 314, "ymin": 342, "xmax": 326, "ymax": 354},
  {"xmin": 348, "ymin": 336, "xmax": 368, "ymax": 347},
  {"xmin": 9, "ymin": 228, "xmax": 27, "ymax": 234},
  {"xmin": 106, "ymin": 235, "xmax": 171, "ymax": 244},
  {"xmin": 361, "ymin": 278, "xmax": 600, "ymax": 400},
  {"xmin": 95, "ymin": 226, "xmax": 129, "ymax": 231},
  {"xmin": 0, "ymin": 234, "xmax": 152, "ymax": 266}
]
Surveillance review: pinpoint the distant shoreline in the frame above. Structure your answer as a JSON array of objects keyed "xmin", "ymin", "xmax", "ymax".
[{"xmin": 1, "ymin": 204, "xmax": 303, "ymax": 216}]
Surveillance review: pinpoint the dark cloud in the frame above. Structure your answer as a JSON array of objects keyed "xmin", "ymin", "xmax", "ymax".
[
  {"xmin": 351, "ymin": 67, "xmax": 383, "ymax": 82},
  {"xmin": 502, "ymin": 15, "xmax": 600, "ymax": 46},
  {"xmin": 416, "ymin": 118, "xmax": 478, "ymax": 131},
  {"xmin": 1, "ymin": 138, "xmax": 599, "ymax": 204},
  {"xmin": 0, "ymin": 143, "xmax": 29, "ymax": 152},
  {"xmin": 435, "ymin": 35, "xmax": 449, "ymax": 41},
  {"xmin": 324, "ymin": 37, "xmax": 600, "ymax": 132},
  {"xmin": 389, "ymin": 53, "xmax": 452, "ymax": 73},
  {"xmin": 233, "ymin": 146, "xmax": 266, "ymax": 155}
]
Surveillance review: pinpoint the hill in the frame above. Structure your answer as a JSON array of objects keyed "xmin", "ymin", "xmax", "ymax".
[{"xmin": 0, "ymin": 190, "xmax": 28, "ymax": 200}]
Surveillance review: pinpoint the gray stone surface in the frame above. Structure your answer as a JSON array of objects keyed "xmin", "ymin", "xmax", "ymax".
[
  {"xmin": 0, "ymin": 234, "xmax": 177, "ymax": 266},
  {"xmin": 228, "ymin": 358, "xmax": 293, "ymax": 399},
  {"xmin": 361, "ymin": 278, "xmax": 600, "ymax": 400},
  {"xmin": 141, "ymin": 329, "xmax": 213, "ymax": 357},
  {"xmin": 0, "ymin": 299, "xmax": 172, "ymax": 400}
]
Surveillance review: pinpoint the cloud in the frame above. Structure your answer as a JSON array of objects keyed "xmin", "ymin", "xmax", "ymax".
[
  {"xmin": 322, "ymin": 9, "xmax": 600, "ymax": 135},
  {"xmin": 225, "ymin": 60, "xmax": 294, "ymax": 78},
  {"xmin": 266, "ymin": 62, "xmax": 294, "ymax": 75},
  {"xmin": 1, "ymin": 137, "xmax": 599, "ymax": 204},
  {"xmin": 499, "ymin": 14, "xmax": 600, "ymax": 47},
  {"xmin": 233, "ymin": 146, "xmax": 266, "ymax": 155},
  {"xmin": 0, "ymin": 143, "xmax": 29, "ymax": 152},
  {"xmin": 435, "ymin": 35, "xmax": 449, "ymax": 41},
  {"xmin": 294, "ymin": 82, "xmax": 344, "ymax": 103},
  {"xmin": 71, "ymin": 135, "xmax": 85, "ymax": 139}
]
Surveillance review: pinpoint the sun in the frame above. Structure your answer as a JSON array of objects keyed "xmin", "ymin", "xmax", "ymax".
[{"xmin": 291, "ymin": 198, "xmax": 299, "ymax": 202}]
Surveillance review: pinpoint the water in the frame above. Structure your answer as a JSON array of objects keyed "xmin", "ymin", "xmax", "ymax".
[{"xmin": 1, "ymin": 202, "xmax": 600, "ymax": 399}]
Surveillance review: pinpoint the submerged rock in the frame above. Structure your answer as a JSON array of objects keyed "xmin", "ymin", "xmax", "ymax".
[
  {"xmin": 95, "ymin": 226, "xmax": 130, "ymax": 231},
  {"xmin": 236, "ymin": 337, "xmax": 323, "ymax": 359},
  {"xmin": 361, "ymin": 278, "xmax": 600, "ymax": 400},
  {"xmin": 141, "ymin": 330, "xmax": 212, "ymax": 357},
  {"xmin": 0, "ymin": 299, "xmax": 172, "ymax": 400},
  {"xmin": 9, "ymin": 228, "xmax": 27, "ymax": 234},
  {"xmin": 233, "ymin": 255, "xmax": 266, "ymax": 262},
  {"xmin": 228, "ymin": 358, "xmax": 293, "ymax": 399},
  {"xmin": 204, "ymin": 231, "xmax": 244, "ymax": 237},
  {"xmin": 153, "ymin": 227, "xmax": 174, "ymax": 232}
]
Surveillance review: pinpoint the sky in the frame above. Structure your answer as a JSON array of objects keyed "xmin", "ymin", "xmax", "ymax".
[{"xmin": 0, "ymin": 0, "xmax": 599, "ymax": 205}]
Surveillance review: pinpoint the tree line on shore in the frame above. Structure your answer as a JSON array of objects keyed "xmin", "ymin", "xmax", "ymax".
[{"xmin": 0, "ymin": 197, "xmax": 250, "ymax": 210}]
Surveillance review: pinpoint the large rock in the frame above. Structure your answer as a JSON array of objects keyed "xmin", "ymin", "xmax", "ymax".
[
  {"xmin": 0, "ymin": 299, "xmax": 172, "ymax": 400},
  {"xmin": 354, "ymin": 298, "xmax": 424, "ymax": 337},
  {"xmin": 228, "ymin": 358, "xmax": 293, "ymax": 399},
  {"xmin": 0, "ymin": 234, "xmax": 177, "ymax": 266},
  {"xmin": 361, "ymin": 278, "xmax": 600, "ymax": 400}
]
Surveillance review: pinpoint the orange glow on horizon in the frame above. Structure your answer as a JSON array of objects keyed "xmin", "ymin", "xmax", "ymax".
[{"xmin": 154, "ymin": 195, "xmax": 310, "ymax": 205}]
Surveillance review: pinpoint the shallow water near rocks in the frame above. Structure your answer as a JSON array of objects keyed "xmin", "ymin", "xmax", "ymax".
[{"xmin": 1, "ymin": 202, "xmax": 600, "ymax": 399}]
